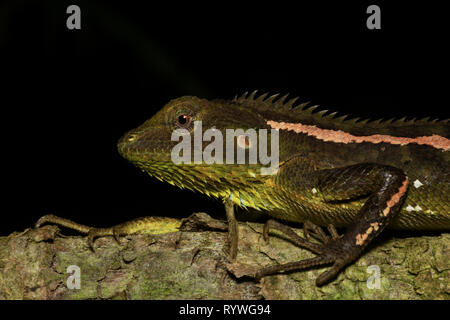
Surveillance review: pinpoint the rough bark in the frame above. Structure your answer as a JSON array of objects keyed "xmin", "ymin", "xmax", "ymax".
[{"xmin": 0, "ymin": 213, "xmax": 448, "ymax": 300}]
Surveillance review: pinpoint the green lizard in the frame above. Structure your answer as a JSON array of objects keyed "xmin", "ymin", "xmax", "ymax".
[{"xmin": 36, "ymin": 92, "xmax": 450, "ymax": 286}]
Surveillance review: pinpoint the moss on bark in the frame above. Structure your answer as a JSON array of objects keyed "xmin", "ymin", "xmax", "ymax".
[{"xmin": 0, "ymin": 213, "xmax": 448, "ymax": 299}]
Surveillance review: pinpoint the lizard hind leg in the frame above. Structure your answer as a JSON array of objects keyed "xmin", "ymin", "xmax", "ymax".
[{"xmin": 256, "ymin": 163, "xmax": 410, "ymax": 286}]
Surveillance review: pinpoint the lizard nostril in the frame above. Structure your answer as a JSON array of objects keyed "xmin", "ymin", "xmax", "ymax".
[{"xmin": 127, "ymin": 134, "xmax": 137, "ymax": 142}]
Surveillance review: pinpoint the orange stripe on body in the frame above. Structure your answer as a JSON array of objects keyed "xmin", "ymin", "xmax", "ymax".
[{"xmin": 267, "ymin": 120, "xmax": 450, "ymax": 151}]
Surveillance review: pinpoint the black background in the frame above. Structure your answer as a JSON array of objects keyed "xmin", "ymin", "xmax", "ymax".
[{"xmin": 1, "ymin": 1, "xmax": 448, "ymax": 236}]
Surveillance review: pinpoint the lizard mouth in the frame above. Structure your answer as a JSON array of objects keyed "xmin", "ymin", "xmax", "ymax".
[
  {"xmin": 117, "ymin": 129, "xmax": 174, "ymax": 163},
  {"xmin": 117, "ymin": 143, "xmax": 172, "ymax": 164}
]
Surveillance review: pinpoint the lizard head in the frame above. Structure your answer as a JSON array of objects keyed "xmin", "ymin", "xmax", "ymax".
[{"xmin": 117, "ymin": 95, "xmax": 275, "ymax": 203}]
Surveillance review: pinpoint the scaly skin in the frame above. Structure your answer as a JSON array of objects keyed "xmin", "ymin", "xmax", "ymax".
[
  {"xmin": 38, "ymin": 92, "xmax": 450, "ymax": 286},
  {"xmin": 117, "ymin": 93, "xmax": 449, "ymax": 230}
]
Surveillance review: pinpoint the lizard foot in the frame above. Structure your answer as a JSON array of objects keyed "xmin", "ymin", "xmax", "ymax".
[
  {"xmin": 303, "ymin": 220, "xmax": 342, "ymax": 244},
  {"xmin": 256, "ymin": 219, "xmax": 349, "ymax": 286}
]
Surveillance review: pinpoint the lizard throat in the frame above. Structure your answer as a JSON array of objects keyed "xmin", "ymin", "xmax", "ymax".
[{"xmin": 131, "ymin": 159, "xmax": 268, "ymax": 204}]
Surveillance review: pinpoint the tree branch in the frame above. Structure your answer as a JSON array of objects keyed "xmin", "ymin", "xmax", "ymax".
[{"xmin": 0, "ymin": 213, "xmax": 448, "ymax": 299}]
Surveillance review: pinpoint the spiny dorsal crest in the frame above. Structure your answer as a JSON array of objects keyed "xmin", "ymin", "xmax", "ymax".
[{"xmin": 232, "ymin": 90, "xmax": 449, "ymax": 128}]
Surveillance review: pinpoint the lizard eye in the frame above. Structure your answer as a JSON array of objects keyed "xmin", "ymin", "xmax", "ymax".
[{"xmin": 175, "ymin": 114, "xmax": 192, "ymax": 128}]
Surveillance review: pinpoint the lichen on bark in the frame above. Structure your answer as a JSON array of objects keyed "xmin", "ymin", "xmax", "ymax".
[{"xmin": 0, "ymin": 213, "xmax": 448, "ymax": 299}]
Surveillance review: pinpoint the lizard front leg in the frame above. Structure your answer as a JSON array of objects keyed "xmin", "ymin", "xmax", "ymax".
[
  {"xmin": 225, "ymin": 197, "xmax": 238, "ymax": 260},
  {"xmin": 256, "ymin": 163, "xmax": 409, "ymax": 286}
]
